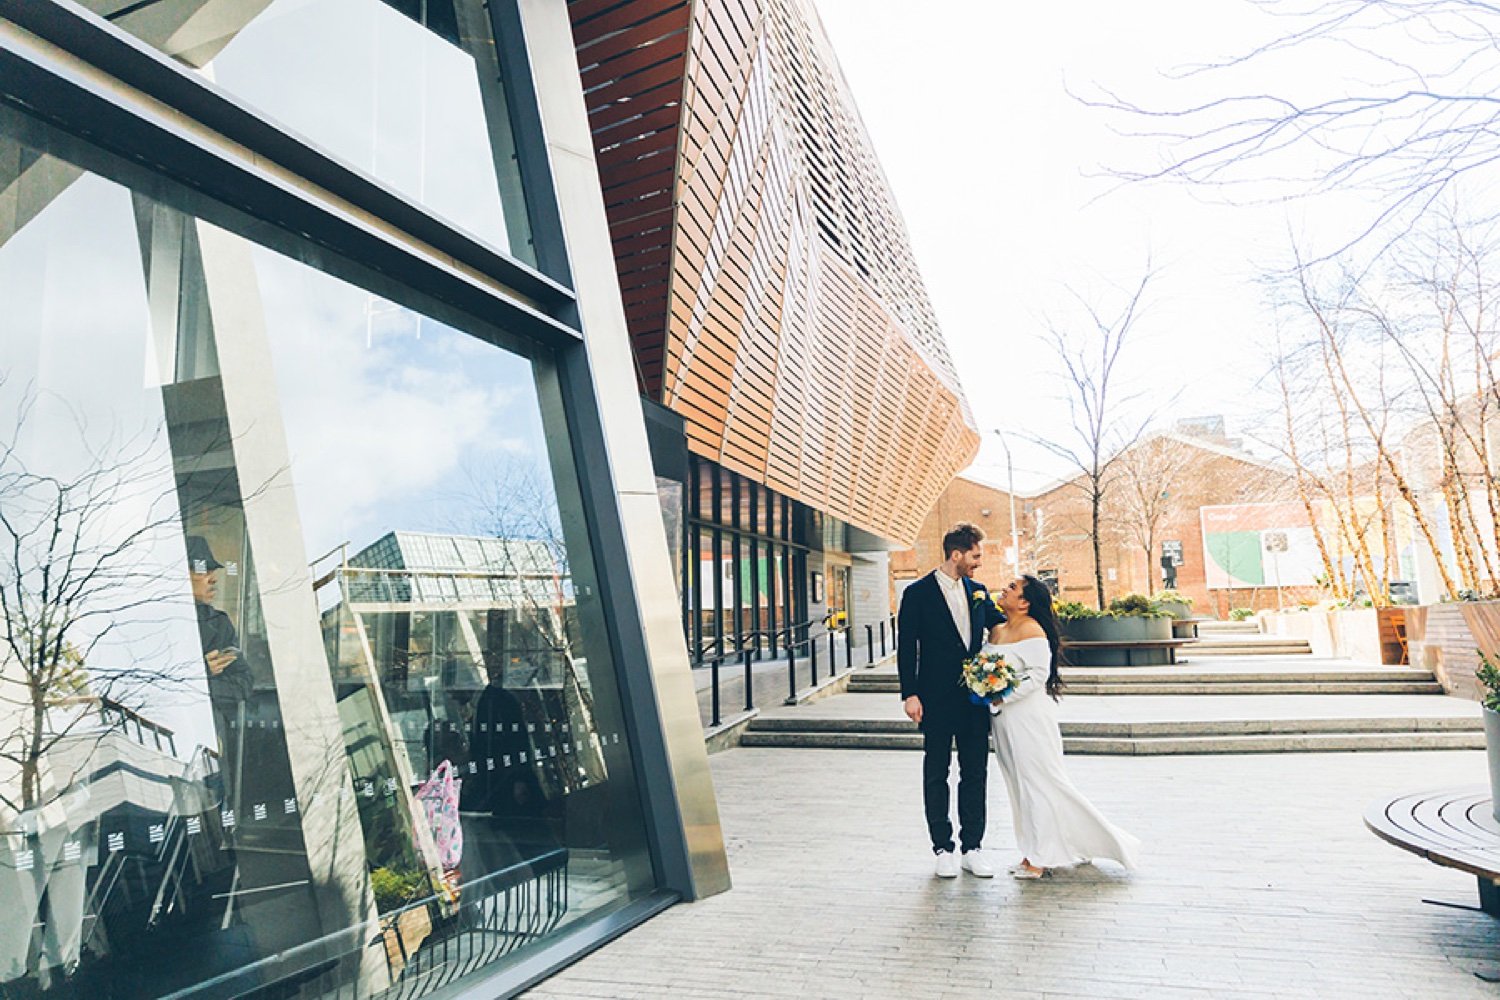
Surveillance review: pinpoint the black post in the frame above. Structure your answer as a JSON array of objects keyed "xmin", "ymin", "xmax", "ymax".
[
  {"xmin": 742, "ymin": 648, "xmax": 754, "ymax": 713},
  {"xmin": 810, "ymin": 636, "xmax": 819, "ymax": 686},
  {"xmin": 710, "ymin": 657, "xmax": 722, "ymax": 727},
  {"xmin": 787, "ymin": 639, "xmax": 798, "ymax": 704},
  {"xmin": 879, "ymin": 620, "xmax": 886, "ymax": 658},
  {"xmin": 845, "ymin": 627, "xmax": 853, "ymax": 672},
  {"xmin": 829, "ymin": 629, "xmax": 837, "ymax": 674}
]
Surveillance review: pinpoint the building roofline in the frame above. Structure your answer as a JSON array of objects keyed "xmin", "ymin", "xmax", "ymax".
[{"xmin": 962, "ymin": 429, "xmax": 1291, "ymax": 501}]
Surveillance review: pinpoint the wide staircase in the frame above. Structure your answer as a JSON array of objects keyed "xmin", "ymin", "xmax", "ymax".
[
  {"xmin": 737, "ymin": 647, "xmax": 1483, "ymax": 755},
  {"xmin": 1191, "ymin": 619, "xmax": 1313, "ymax": 656}
]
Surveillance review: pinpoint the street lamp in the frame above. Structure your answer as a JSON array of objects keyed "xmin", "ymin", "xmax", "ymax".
[{"xmin": 991, "ymin": 430, "xmax": 1022, "ymax": 576}]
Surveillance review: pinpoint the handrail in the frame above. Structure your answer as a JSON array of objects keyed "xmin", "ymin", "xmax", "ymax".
[{"xmin": 699, "ymin": 612, "xmax": 897, "ymax": 727}]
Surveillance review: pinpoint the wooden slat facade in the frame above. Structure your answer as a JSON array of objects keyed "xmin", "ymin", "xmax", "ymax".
[{"xmin": 567, "ymin": 0, "xmax": 978, "ymax": 545}]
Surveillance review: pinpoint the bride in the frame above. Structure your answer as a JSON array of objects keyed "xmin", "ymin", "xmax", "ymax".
[{"xmin": 984, "ymin": 574, "xmax": 1140, "ymax": 879}]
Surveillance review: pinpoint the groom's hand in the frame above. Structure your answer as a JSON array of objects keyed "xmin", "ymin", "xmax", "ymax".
[{"xmin": 903, "ymin": 695, "xmax": 923, "ymax": 724}]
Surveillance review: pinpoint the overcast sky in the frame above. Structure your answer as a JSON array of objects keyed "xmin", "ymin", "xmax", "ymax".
[{"xmin": 814, "ymin": 0, "xmax": 1388, "ymax": 495}]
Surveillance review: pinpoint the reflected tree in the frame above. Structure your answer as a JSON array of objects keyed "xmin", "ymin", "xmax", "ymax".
[{"xmin": 0, "ymin": 385, "xmax": 199, "ymax": 816}]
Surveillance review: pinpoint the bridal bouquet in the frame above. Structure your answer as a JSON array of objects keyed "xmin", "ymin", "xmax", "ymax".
[{"xmin": 959, "ymin": 650, "xmax": 1018, "ymax": 705}]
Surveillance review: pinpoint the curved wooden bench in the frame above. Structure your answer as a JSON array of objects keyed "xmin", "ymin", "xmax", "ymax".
[{"xmin": 1364, "ymin": 786, "xmax": 1500, "ymax": 914}]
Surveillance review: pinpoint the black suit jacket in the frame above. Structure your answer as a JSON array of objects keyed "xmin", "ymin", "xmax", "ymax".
[{"xmin": 896, "ymin": 571, "xmax": 1005, "ymax": 716}]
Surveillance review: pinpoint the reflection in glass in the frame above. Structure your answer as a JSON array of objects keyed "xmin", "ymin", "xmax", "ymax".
[
  {"xmin": 0, "ymin": 119, "xmax": 650, "ymax": 1000},
  {"xmin": 95, "ymin": 0, "xmax": 535, "ymax": 263}
]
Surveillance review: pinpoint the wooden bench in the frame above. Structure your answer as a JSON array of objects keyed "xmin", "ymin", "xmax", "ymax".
[
  {"xmin": 1171, "ymin": 617, "xmax": 1212, "ymax": 640},
  {"xmin": 1365, "ymin": 786, "xmax": 1500, "ymax": 915},
  {"xmin": 1061, "ymin": 638, "xmax": 1194, "ymax": 666}
]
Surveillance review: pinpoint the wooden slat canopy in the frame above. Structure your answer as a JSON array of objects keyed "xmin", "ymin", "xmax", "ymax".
[{"xmin": 567, "ymin": 0, "xmax": 979, "ymax": 545}]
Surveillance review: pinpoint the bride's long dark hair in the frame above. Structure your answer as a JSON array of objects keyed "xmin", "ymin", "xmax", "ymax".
[{"xmin": 1020, "ymin": 574, "xmax": 1065, "ymax": 700}]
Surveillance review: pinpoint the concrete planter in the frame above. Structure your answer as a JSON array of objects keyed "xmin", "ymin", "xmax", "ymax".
[
  {"xmin": 1158, "ymin": 600, "xmax": 1192, "ymax": 620},
  {"xmin": 1486, "ymin": 708, "xmax": 1500, "ymax": 823},
  {"xmin": 1262, "ymin": 608, "xmax": 1385, "ymax": 662},
  {"xmin": 1061, "ymin": 615, "xmax": 1173, "ymax": 666}
]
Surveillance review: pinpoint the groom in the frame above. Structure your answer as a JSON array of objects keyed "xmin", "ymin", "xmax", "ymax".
[{"xmin": 897, "ymin": 522, "xmax": 1004, "ymax": 878}]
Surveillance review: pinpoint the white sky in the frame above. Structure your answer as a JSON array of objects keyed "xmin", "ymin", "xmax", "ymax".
[{"xmin": 813, "ymin": 0, "xmax": 1389, "ymax": 495}]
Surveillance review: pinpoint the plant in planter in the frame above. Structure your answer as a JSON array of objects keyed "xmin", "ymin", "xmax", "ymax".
[
  {"xmin": 371, "ymin": 867, "xmax": 435, "ymax": 978},
  {"xmin": 1230, "ymin": 607, "xmax": 1255, "ymax": 621},
  {"xmin": 1053, "ymin": 600, "xmax": 1102, "ymax": 620},
  {"xmin": 1107, "ymin": 593, "xmax": 1166, "ymax": 618},
  {"xmin": 1478, "ymin": 653, "xmax": 1500, "ymax": 822},
  {"xmin": 1150, "ymin": 590, "xmax": 1193, "ymax": 619},
  {"xmin": 1062, "ymin": 593, "xmax": 1174, "ymax": 666}
]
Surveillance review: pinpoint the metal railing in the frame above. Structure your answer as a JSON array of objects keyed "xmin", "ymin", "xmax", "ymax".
[
  {"xmin": 701, "ymin": 613, "xmax": 897, "ymax": 727},
  {"xmin": 168, "ymin": 849, "xmax": 570, "ymax": 1000}
]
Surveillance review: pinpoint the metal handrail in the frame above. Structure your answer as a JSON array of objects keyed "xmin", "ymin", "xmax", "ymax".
[{"xmin": 700, "ymin": 612, "xmax": 897, "ymax": 727}]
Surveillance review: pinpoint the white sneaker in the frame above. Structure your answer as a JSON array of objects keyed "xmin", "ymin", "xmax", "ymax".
[
  {"xmin": 933, "ymin": 850, "xmax": 960, "ymax": 878},
  {"xmin": 961, "ymin": 849, "xmax": 995, "ymax": 878}
]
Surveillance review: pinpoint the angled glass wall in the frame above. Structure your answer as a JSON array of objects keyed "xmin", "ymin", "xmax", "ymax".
[
  {"xmin": 89, "ymin": 0, "xmax": 535, "ymax": 264},
  {"xmin": 0, "ymin": 114, "xmax": 652, "ymax": 999}
]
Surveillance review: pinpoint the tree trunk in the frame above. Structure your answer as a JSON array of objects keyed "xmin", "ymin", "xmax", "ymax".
[
  {"xmin": 1092, "ymin": 491, "xmax": 1106, "ymax": 610},
  {"xmin": 23, "ymin": 700, "xmax": 44, "ymax": 809}
]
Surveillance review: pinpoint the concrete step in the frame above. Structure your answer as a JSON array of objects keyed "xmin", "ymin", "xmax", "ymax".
[
  {"xmin": 748, "ymin": 715, "xmax": 1481, "ymax": 737},
  {"xmin": 1065, "ymin": 667, "xmax": 1435, "ymax": 683},
  {"xmin": 1197, "ymin": 621, "xmax": 1262, "ymax": 634},
  {"xmin": 740, "ymin": 727, "xmax": 1484, "ymax": 755},
  {"xmin": 1190, "ymin": 641, "xmax": 1312, "ymax": 656},
  {"xmin": 847, "ymin": 675, "xmax": 1439, "ymax": 697},
  {"xmin": 1058, "ymin": 682, "xmax": 1445, "ymax": 696}
]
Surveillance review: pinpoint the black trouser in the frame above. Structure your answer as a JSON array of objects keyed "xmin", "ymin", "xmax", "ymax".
[{"xmin": 921, "ymin": 704, "xmax": 988, "ymax": 853}]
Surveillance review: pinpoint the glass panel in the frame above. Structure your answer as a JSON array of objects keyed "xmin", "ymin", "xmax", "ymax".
[
  {"xmin": 689, "ymin": 528, "xmax": 709, "ymax": 663},
  {"xmin": 697, "ymin": 461, "xmax": 717, "ymax": 530},
  {"xmin": 0, "ymin": 121, "xmax": 649, "ymax": 1000},
  {"xmin": 734, "ymin": 535, "xmax": 748, "ymax": 648},
  {"xmin": 94, "ymin": 0, "xmax": 536, "ymax": 264}
]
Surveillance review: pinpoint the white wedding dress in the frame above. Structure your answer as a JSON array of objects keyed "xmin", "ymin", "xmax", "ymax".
[{"xmin": 985, "ymin": 637, "xmax": 1140, "ymax": 869}]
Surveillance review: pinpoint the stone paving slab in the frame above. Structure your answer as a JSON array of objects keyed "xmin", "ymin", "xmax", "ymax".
[
  {"xmin": 526, "ymin": 749, "xmax": 1500, "ymax": 999},
  {"xmin": 759, "ymin": 691, "xmax": 1483, "ymax": 724}
]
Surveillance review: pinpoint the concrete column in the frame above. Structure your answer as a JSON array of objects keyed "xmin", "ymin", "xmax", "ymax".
[
  {"xmin": 514, "ymin": 0, "xmax": 729, "ymax": 898},
  {"xmin": 850, "ymin": 551, "xmax": 891, "ymax": 633},
  {"xmin": 194, "ymin": 222, "xmax": 386, "ymax": 986}
]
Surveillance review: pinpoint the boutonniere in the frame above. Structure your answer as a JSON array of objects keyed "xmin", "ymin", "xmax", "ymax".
[{"xmin": 971, "ymin": 589, "xmax": 988, "ymax": 603}]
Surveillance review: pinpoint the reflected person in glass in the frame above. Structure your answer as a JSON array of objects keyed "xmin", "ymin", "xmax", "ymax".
[{"xmin": 187, "ymin": 535, "xmax": 253, "ymax": 741}]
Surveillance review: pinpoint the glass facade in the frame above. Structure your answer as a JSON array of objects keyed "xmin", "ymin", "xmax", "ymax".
[
  {"xmin": 684, "ymin": 456, "xmax": 818, "ymax": 662},
  {"xmin": 95, "ymin": 0, "xmax": 535, "ymax": 264},
  {"xmin": 0, "ymin": 109, "xmax": 652, "ymax": 1000}
]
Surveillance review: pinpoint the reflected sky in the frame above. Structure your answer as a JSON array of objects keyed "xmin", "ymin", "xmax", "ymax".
[
  {"xmin": 0, "ymin": 175, "xmax": 221, "ymax": 757},
  {"xmin": 248, "ymin": 243, "xmax": 559, "ymax": 563},
  {"xmin": 207, "ymin": 0, "xmax": 514, "ymax": 253}
]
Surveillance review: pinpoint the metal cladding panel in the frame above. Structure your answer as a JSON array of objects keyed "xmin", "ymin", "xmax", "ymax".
[{"xmin": 569, "ymin": 0, "xmax": 979, "ymax": 545}]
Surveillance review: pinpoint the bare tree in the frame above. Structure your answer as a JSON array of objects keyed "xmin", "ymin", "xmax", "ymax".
[
  {"xmin": 1263, "ymin": 217, "xmax": 1500, "ymax": 601},
  {"xmin": 1091, "ymin": 0, "xmax": 1500, "ymax": 253},
  {"xmin": 0, "ymin": 391, "xmax": 201, "ymax": 817},
  {"xmin": 1037, "ymin": 269, "xmax": 1158, "ymax": 609},
  {"xmin": 1111, "ymin": 434, "xmax": 1194, "ymax": 592},
  {"xmin": 1265, "ymin": 336, "xmax": 1345, "ymax": 597}
]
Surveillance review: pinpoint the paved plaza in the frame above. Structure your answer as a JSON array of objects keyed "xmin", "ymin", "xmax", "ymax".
[{"xmin": 528, "ymin": 746, "xmax": 1499, "ymax": 999}]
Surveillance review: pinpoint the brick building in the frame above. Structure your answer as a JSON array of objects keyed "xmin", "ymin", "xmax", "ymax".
[
  {"xmin": 894, "ymin": 427, "xmax": 1322, "ymax": 617},
  {"xmin": 890, "ymin": 474, "xmax": 1023, "ymax": 599}
]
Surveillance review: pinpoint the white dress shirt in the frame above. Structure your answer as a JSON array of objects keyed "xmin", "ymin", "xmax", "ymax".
[{"xmin": 934, "ymin": 569, "xmax": 971, "ymax": 642}]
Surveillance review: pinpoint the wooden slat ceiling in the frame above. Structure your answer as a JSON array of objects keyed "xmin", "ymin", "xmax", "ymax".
[
  {"xmin": 568, "ymin": 0, "xmax": 979, "ymax": 545},
  {"xmin": 569, "ymin": 0, "xmax": 692, "ymax": 396}
]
